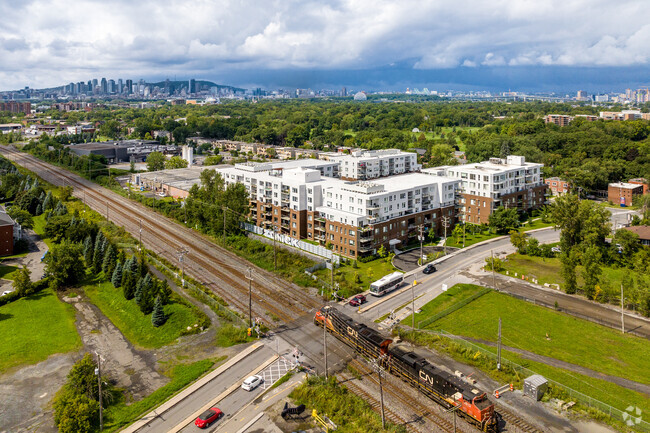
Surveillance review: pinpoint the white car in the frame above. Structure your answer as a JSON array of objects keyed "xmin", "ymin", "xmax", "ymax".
[{"xmin": 241, "ymin": 375, "xmax": 263, "ymax": 391}]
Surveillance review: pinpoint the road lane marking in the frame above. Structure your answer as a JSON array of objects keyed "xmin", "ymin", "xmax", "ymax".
[{"xmin": 167, "ymin": 354, "xmax": 279, "ymax": 433}]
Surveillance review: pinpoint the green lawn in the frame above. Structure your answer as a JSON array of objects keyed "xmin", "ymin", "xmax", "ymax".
[
  {"xmin": 426, "ymin": 286, "xmax": 650, "ymax": 385},
  {"xmin": 404, "ymin": 284, "xmax": 483, "ymax": 326},
  {"xmin": 444, "ymin": 230, "xmax": 501, "ymax": 248},
  {"xmin": 0, "ymin": 289, "xmax": 81, "ymax": 373},
  {"xmin": 314, "ymin": 257, "xmax": 398, "ymax": 298},
  {"xmin": 501, "ymin": 253, "xmax": 630, "ymax": 289},
  {"xmin": 103, "ymin": 358, "xmax": 224, "ymax": 432},
  {"xmin": 0, "ymin": 264, "xmax": 19, "ymax": 280},
  {"xmin": 84, "ymin": 281, "xmax": 202, "ymax": 349}
]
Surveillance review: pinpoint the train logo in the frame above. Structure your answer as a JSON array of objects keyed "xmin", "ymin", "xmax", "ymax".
[
  {"xmin": 347, "ymin": 326, "xmax": 359, "ymax": 339},
  {"xmin": 418, "ymin": 370, "xmax": 435, "ymax": 386}
]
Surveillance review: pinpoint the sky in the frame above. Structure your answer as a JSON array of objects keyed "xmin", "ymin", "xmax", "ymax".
[{"xmin": 1, "ymin": 0, "xmax": 650, "ymax": 92}]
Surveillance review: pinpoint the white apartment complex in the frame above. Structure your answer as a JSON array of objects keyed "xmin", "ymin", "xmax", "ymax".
[{"xmin": 334, "ymin": 149, "xmax": 420, "ymax": 180}]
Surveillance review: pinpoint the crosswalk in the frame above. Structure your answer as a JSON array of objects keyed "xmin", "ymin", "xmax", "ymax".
[{"xmin": 259, "ymin": 357, "xmax": 296, "ymax": 390}]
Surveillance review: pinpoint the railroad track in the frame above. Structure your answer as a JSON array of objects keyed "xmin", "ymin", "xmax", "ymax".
[
  {"xmin": 346, "ymin": 359, "xmax": 465, "ymax": 433},
  {"xmin": 497, "ymin": 407, "xmax": 545, "ymax": 433},
  {"xmin": 0, "ymin": 146, "xmax": 321, "ymax": 325}
]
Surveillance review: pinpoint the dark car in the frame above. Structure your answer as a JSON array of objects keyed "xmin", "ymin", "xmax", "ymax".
[
  {"xmin": 195, "ymin": 407, "xmax": 223, "ymax": 429},
  {"xmin": 349, "ymin": 294, "xmax": 367, "ymax": 307},
  {"xmin": 422, "ymin": 264, "xmax": 437, "ymax": 274}
]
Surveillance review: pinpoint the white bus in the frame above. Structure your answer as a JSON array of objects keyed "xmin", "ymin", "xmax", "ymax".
[{"xmin": 369, "ymin": 272, "xmax": 404, "ymax": 297}]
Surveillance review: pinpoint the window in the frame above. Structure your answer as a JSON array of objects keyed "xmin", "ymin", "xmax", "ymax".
[
  {"xmin": 292, "ymin": 213, "xmax": 296, "ymax": 219},
  {"xmin": 292, "ymin": 187, "xmax": 298, "ymax": 193},
  {"xmin": 349, "ymin": 240, "xmax": 355, "ymax": 246},
  {"xmin": 292, "ymin": 222, "xmax": 296, "ymax": 228}
]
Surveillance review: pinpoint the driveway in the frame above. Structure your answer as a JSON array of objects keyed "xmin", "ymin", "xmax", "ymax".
[{"xmin": 393, "ymin": 246, "xmax": 459, "ymax": 272}]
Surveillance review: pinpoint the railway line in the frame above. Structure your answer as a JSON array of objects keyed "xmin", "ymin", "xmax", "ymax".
[{"xmin": 0, "ymin": 146, "xmax": 321, "ymax": 325}]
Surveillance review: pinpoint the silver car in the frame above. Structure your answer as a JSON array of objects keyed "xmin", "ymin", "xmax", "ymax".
[{"xmin": 241, "ymin": 375, "xmax": 263, "ymax": 391}]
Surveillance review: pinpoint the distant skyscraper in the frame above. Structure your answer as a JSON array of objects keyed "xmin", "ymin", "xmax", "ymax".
[
  {"xmin": 100, "ymin": 78, "xmax": 107, "ymax": 94},
  {"xmin": 576, "ymin": 90, "xmax": 588, "ymax": 100},
  {"xmin": 87, "ymin": 80, "xmax": 93, "ymax": 92},
  {"xmin": 125, "ymin": 79, "xmax": 133, "ymax": 94},
  {"xmin": 341, "ymin": 86, "xmax": 347, "ymax": 97},
  {"xmin": 118, "ymin": 78, "xmax": 123, "ymax": 94},
  {"xmin": 189, "ymin": 79, "xmax": 196, "ymax": 94},
  {"xmin": 107, "ymin": 79, "xmax": 115, "ymax": 94}
]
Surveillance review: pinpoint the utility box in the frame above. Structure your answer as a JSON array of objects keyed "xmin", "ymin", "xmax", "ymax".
[{"xmin": 524, "ymin": 374, "xmax": 548, "ymax": 401}]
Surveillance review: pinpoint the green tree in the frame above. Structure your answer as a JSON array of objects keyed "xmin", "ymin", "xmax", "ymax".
[
  {"xmin": 82, "ymin": 235, "xmax": 94, "ymax": 266},
  {"xmin": 526, "ymin": 237, "xmax": 541, "ymax": 257},
  {"xmin": 53, "ymin": 390, "xmax": 98, "ymax": 433},
  {"xmin": 111, "ymin": 261, "xmax": 123, "ymax": 288},
  {"xmin": 164, "ymin": 156, "xmax": 189, "ymax": 170},
  {"xmin": 488, "ymin": 206, "xmax": 520, "ymax": 234},
  {"xmin": 12, "ymin": 266, "xmax": 32, "ymax": 296},
  {"xmin": 509, "ymin": 230, "xmax": 528, "ymax": 253},
  {"xmin": 377, "ymin": 245, "xmax": 387, "ymax": 258},
  {"xmin": 101, "ymin": 244, "xmax": 116, "ymax": 276},
  {"xmin": 92, "ymin": 232, "xmax": 106, "ymax": 273},
  {"xmin": 122, "ymin": 270, "xmax": 136, "ymax": 300},
  {"xmin": 151, "ymin": 295, "xmax": 167, "ymax": 327},
  {"xmin": 581, "ymin": 246, "xmax": 602, "ymax": 299},
  {"xmin": 203, "ymin": 155, "xmax": 223, "ymax": 165},
  {"xmin": 45, "ymin": 240, "xmax": 85, "ymax": 290},
  {"xmin": 146, "ymin": 151, "xmax": 165, "ymax": 172},
  {"xmin": 560, "ymin": 249, "xmax": 579, "ymax": 294},
  {"xmin": 612, "ymin": 229, "xmax": 640, "ymax": 264},
  {"xmin": 7, "ymin": 208, "xmax": 33, "ymax": 229}
]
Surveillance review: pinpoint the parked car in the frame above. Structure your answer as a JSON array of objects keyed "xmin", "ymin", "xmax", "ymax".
[
  {"xmin": 241, "ymin": 375, "xmax": 263, "ymax": 391},
  {"xmin": 194, "ymin": 407, "xmax": 223, "ymax": 429},
  {"xmin": 551, "ymin": 246, "xmax": 561, "ymax": 253},
  {"xmin": 422, "ymin": 264, "xmax": 437, "ymax": 274},
  {"xmin": 348, "ymin": 294, "xmax": 367, "ymax": 307}
]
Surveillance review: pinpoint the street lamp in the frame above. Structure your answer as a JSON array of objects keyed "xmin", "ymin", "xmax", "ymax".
[{"xmin": 411, "ymin": 280, "xmax": 419, "ymax": 329}]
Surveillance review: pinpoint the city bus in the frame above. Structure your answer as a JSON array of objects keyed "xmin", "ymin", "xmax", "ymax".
[{"xmin": 369, "ymin": 272, "xmax": 404, "ymax": 296}]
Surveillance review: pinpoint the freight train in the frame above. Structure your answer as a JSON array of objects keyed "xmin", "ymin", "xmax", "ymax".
[{"xmin": 314, "ymin": 305, "xmax": 498, "ymax": 432}]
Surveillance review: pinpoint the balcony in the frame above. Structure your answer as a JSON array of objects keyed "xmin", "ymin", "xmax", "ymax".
[
  {"xmin": 358, "ymin": 245, "xmax": 374, "ymax": 253},
  {"xmin": 315, "ymin": 234, "xmax": 325, "ymax": 241},
  {"xmin": 315, "ymin": 216, "xmax": 326, "ymax": 222},
  {"xmin": 315, "ymin": 226, "xmax": 325, "ymax": 231},
  {"xmin": 359, "ymin": 236, "xmax": 373, "ymax": 243}
]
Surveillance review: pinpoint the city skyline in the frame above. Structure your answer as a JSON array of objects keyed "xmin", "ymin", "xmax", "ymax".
[{"xmin": 1, "ymin": 1, "xmax": 650, "ymax": 92}]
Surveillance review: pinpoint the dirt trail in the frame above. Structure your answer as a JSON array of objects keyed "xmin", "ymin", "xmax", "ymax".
[{"xmin": 66, "ymin": 295, "xmax": 168, "ymax": 400}]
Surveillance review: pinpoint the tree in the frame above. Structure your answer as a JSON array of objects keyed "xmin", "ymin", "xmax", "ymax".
[
  {"xmin": 488, "ymin": 206, "xmax": 520, "ymax": 234},
  {"xmin": 122, "ymin": 270, "xmax": 136, "ymax": 300},
  {"xmin": 7, "ymin": 208, "xmax": 33, "ymax": 229},
  {"xmin": 146, "ymin": 151, "xmax": 165, "ymax": 172},
  {"xmin": 151, "ymin": 295, "xmax": 167, "ymax": 327},
  {"xmin": 526, "ymin": 237, "xmax": 541, "ymax": 257},
  {"xmin": 509, "ymin": 230, "xmax": 528, "ymax": 253},
  {"xmin": 82, "ymin": 235, "xmax": 94, "ymax": 266},
  {"xmin": 92, "ymin": 232, "xmax": 106, "ymax": 273},
  {"xmin": 560, "ymin": 249, "xmax": 579, "ymax": 294},
  {"xmin": 111, "ymin": 261, "xmax": 123, "ymax": 288},
  {"xmin": 12, "ymin": 266, "xmax": 32, "ymax": 296},
  {"xmin": 45, "ymin": 240, "xmax": 85, "ymax": 290},
  {"xmin": 102, "ymin": 244, "xmax": 116, "ymax": 276},
  {"xmin": 377, "ymin": 245, "xmax": 387, "ymax": 258},
  {"xmin": 59, "ymin": 186, "xmax": 73, "ymax": 202},
  {"xmin": 164, "ymin": 156, "xmax": 189, "ymax": 170},
  {"xmin": 53, "ymin": 390, "xmax": 98, "ymax": 433},
  {"xmin": 203, "ymin": 155, "xmax": 223, "ymax": 166},
  {"xmin": 581, "ymin": 246, "xmax": 602, "ymax": 299},
  {"xmin": 156, "ymin": 279, "xmax": 172, "ymax": 304},
  {"xmin": 612, "ymin": 229, "xmax": 640, "ymax": 264}
]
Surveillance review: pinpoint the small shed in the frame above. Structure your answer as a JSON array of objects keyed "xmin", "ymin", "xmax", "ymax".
[{"xmin": 523, "ymin": 374, "xmax": 548, "ymax": 401}]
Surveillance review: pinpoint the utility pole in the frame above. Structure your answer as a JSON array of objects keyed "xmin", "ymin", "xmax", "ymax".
[
  {"xmin": 621, "ymin": 284, "xmax": 625, "ymax": 334},
  {"xmin": 445, "ymin": 404, "xmax": 460, "ymax": 433},
  {"xmin": 96, "ymin": 352, "xmax": 103, "ymax": 431},
  {"xmin": 139, "ymin": 219, "xmax": 142, "ymax": 251},
  {"xmin": 177, "ymin": 248, "xmax": 189, "ymax": 287},
  {"xmin": 411, "ymin": 280, "xmax": 418, "ymax": 329},
  {"xmin": 442, "ymin": 215, "xmax": 450, "ymax": 255},
  {"xmin": 491, "ymin": 250, "xmax": 497, "ymax": 290},
  {"xmin": 323, "ymin": 310, "xmax": 328, "ymax": 380},
  {"xmin": 497, "ymin": 317, "xmax": 502, "ymax": 370},
  {"xmin": 105, "ymin": 201, "xmax": 109, "ymax": 220},
  {"xmin": 222, "ymin": 206, "xmax": 227, "ymax": 245},
  {"xmin": 418, "ymin": 224, "xmax": 424, "ymax": 266},
  {"xmin": 273, "ymin": 226, "xmax": 277, "ymax": 271},
  {"xmin": 372, "ymin": 356, "xmax": 387, "ymax": 430},
  {"xmin": 247, "ymin": 267, "xmax": 253, "ymax": 328},
  {"xmin": 462, "ymin": 222, "xmax": 466, "ymax": 248}
]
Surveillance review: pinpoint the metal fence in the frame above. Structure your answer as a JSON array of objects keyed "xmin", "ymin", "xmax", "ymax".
[
  {"xmin": 145, "ymin": 252, "xmax": 246, "ymax": 326},
  {"xmin": 424, "ymin": 329, "xmax": 650, "ymax": 432},
  {"xmin": 242, "ymin": 222, "xmax": 340, "ymax": 263}
]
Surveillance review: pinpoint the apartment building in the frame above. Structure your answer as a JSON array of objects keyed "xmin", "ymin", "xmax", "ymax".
[
  {"xmin": 545, "ymin": 177, "xmax": 570, "ymax": 195},
  {"xmin": 608, "ymin": 182, "xmax": 644, "ymax": 207},
  {"xmin": 425, "ymin": 155, "xmax": 546, "ymax": 224},
  {"xmin": 217, "ymin": 162, "xmax": 458, "ymax": 258},
  {"xmin": 545, "ymin": 114, "xmax": 572, "ymax": 127},
  {"xmin": 336, "ymin": 149, "xmax": 420, "ymax": 180}
]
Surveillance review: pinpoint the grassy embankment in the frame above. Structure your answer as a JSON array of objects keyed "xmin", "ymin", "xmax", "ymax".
[
  {"xmin": 313, "ymin": 257, "xmax": 398, "ymax": 299},
  {"xmin": 0, "ymin": 289, "xmax": 81, "ymax": 373}
]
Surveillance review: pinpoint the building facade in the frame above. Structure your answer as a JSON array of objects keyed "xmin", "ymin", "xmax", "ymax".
[
  {"xmin": 608, "ymin": 182, "xmax": 644, "ymax": 207},
  {"xmin": 217, "ymin": 162, "xmax": 458, "ymax": 258},
  {"xmin": 336, "ymin": 149, "xmax": 420, "ymax": 181},
  {"xmin": 545, "ymin": 177, "xmax": 570, "ymax": 195},
  {"xmin": 426, "ymin": 155, "xmax": 546, "ymax": 224},
  {"xmin": 0, "ymin": 102, "xmax": 31, "ymax": 114}
]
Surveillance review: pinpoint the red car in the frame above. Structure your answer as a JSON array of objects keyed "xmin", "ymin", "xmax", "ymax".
[
  {"xmin": 349, "ymin": 294, "xmax": 367, "ymax": 307},
  {"xmin": 194, "ymin": 407, "xmax": 223, "ymax": 429}
]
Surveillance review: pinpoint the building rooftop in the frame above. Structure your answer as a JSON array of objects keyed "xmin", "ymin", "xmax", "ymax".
[
  {"xmin": 0, "ymin": 210, "xmax": 15, "ymax": 226},
  {"xmin": 67, "ymin": 143, "xmax": 130, "ymax": 151},
  {"xmin": 621, "ymin": 225, "xmax": 650, "ymax": 240},
  {"xmin": 609, "ymin": 182, "xmax": 643, "ymax": 190}
]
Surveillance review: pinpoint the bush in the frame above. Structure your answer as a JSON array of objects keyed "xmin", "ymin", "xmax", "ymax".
[{"xmin": 357, "ymin": 254, "xmax": 379, "ymax": 263}]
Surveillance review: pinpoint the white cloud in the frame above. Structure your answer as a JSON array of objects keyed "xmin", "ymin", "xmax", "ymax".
[{"xmin": 0, "ymin": 0, "xmax": 649, "ymax": 89}]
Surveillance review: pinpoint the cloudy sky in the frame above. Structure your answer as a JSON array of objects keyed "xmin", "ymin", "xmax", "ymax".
[{"xmin": 1, "ymin": 0, "xmax": 650, "ymax": 92}]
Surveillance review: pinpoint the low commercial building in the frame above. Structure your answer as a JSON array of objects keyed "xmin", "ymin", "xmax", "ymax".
[
  {"xmin": 67, "ymin": 142, "xmax": 129, "ymax": 163},
  {"xmin": 426, "ymin": 155, "xmax": 546, "ymax": 224},
  {"xmin": 0, "ymin": 123, "xmax": 22, "ymax": 134},
  {"xmin": 545, "ymin": 177, "xmax": 570, "ymax": 195},
  {"xmin": 628, "ymin": 178, "xmax": 649, "ymax": 195},
  {"xmin": 608, "ymin": 182, "xmax": 644, "ymax": 207}
]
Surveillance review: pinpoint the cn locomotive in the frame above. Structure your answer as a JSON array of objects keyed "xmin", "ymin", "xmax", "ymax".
[{"xmin": 314, "ymin": 305, "xmax": 497, "ymax": 432}]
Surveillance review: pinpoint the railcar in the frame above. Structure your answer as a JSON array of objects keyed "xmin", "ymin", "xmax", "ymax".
[{"xmin": 314, "ymin": 306, "xmax": 497, "ymax": 432}]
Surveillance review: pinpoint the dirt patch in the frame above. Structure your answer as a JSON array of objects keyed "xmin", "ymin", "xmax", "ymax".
[{"xmin": 65, "ymin": 295, "xmax": 168, "ymax": 400}]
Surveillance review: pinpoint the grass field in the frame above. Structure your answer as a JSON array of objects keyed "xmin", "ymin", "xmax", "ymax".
[
  {"xmin": 314, "ymin": 257, "xmax": 398, "ymax": 299},
  {"xmin": 425, "ymin": 286, "xmax": 650, "ymax": 385},
  {"xmin": 501, "ymin": 254, "xmax": 630, "ymax": 288},
  {"xmin": 0, "ymin": 289, "xmax": 81, "ymax": 373},
  {"xmin": 405, "ymin": 284, "xmax": 482, "ymax": 326},
  {"xmin": 103, "ymin": 358, "xmax": 224, "ymax": 432},
  {"xmin": 0, "ymin": 264, "xmax": 19, "ymax": 280},
  {"xmin": 84, "ymin": 280, "xmax": 202, "ymax": 349}
]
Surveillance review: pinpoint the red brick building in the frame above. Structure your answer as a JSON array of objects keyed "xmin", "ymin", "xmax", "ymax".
[
  {"xmin": 0, "ymin": 212, "xmax": 15, "ymax": 256},
  {"xmin": 0, "ymin": 101, "xmax": 31, "ymax": 114},
  {"xmin": 545, "ymin": 177, "xmax": 570, "ymax": 195},
  {"xmin": 608, "ymin": 182, "xmax": 644, "ymax": 207}
]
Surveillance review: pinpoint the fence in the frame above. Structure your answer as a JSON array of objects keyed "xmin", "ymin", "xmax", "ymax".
[
  {"xmin": 423, "ymin": 329, "xmax": 650, "ymax": 432},
  {"xmin": 417, "ymin": 287, "xmax": 491, "ymax": 329},
  {"xmin": 242, "ymin": 222, "xmax": 340, "ymax": 263},
  {"xmin": 145, "ymin": 252, "xmax": 246, "ymax": 326}
]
